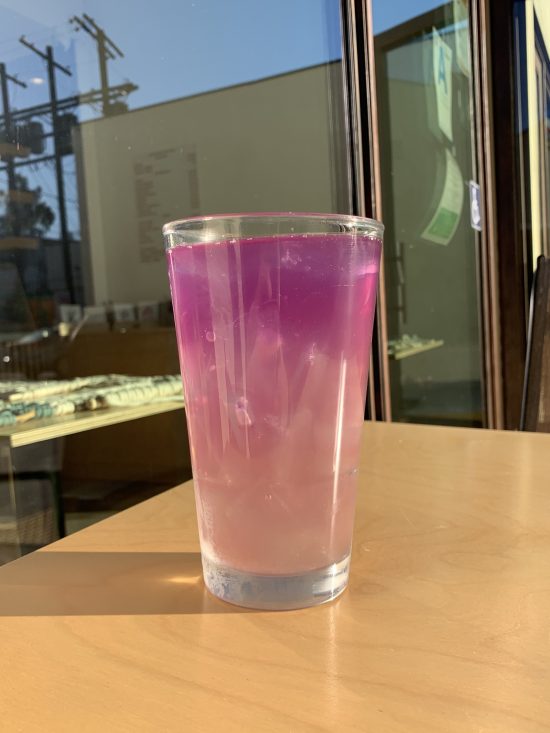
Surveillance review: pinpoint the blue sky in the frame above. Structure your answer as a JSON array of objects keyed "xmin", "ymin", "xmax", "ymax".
[
  {"xmin": 373, "ymin": 0, "xmax": 444, "ymax": 35},
  {"xmin": 0, "ymin": 0, "xmax": 445, "ymax": 116},
  {"xmin": 0, "ymin": 0, "xmax": 346, "ymax": 239},
  {"xmin": 0, "ymin": 0, "xmax": 444, "ymax": 238},
  {"xmin": 0, "ymin": 0, "xmax": 343, "ymax": 116}
]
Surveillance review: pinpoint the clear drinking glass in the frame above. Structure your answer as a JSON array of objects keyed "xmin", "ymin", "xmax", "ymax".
[{"xmin": 164, "ymin": 213, "xmax": 383, "ymax": 609}]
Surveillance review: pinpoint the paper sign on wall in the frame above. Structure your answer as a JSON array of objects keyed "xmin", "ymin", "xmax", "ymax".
[
  {"xmin": 433, "ymin": 27, "xmax": 454, "ymax": 142},
  {"xmin": 421, "ymin": 149, "xmax": 464, "ymax": 246},
  {"xmin": 133, "ymin": 145, "xmax": 200, "ymax": 264}
]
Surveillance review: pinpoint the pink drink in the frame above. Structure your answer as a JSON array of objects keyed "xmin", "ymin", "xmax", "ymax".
[{"xmin": 167, "ymin": 225, "xmax": 381, "ymax": 608}]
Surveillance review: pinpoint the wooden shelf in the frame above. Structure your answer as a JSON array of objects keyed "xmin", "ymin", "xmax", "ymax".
[
  {"xmin": 0, "ymin": 236, "xmax": 39, "ymax": 250},
  {"xmin": 389, "ymin": 339, "xmax": 444, "ymax": 360},
  {"xmin": 0, "ymin": 400, "xmax": 184, "ymax": 448}
]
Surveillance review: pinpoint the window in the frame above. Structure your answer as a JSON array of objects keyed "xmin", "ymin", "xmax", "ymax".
[
  {"xmin": 0, "ymin": 0, "xmax": 350, "ymax": 561},
  {"xmin": 372, "ymin": 0, "xmax": 485, "ymax": 426},
  {"xmin": 535, "ymin": 22, "xmax": 550, "ymax": 256}
]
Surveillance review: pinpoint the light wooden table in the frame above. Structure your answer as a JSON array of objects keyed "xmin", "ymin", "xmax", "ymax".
[{"xmin": 1, "ymin": 422, "xmax": 549, "ymax": 732}]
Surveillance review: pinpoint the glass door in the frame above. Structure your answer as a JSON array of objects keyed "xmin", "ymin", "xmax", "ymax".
[
  {"xmin": 372, "ymin": 0, "xmax": 485, "ymax": 426},
  {"xmin": 535, "ymin": 24, "xmax": 550, "ymax": 258}
]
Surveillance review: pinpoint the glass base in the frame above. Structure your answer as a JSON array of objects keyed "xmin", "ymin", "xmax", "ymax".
[{"xmin": 201, "ymin": 553, "xmax": 350, "ymax": 610}]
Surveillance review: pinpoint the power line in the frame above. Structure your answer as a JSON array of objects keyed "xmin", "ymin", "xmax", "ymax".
[
  {"xmin": 3, "ymin": 81, "xmax": 136, "ymax": 124},
  {"xmin": 0, "ymin": 61, "xmax": 28, "ymax": 237},
  {"xmin": 29, "ymin": 161, "xmax": 57, "ymax": 195},
  {"xmin": 19, "ymin": 35, "xmax": 72, "ymax": 76},
  {"xmin": 70, "ymin": 15, "xmax": 124, "ymax": 116},
  {"xmin": 0, "ymin": 24, "xmax": 71, "ymax": 56},
  {"xmin": 41, "ymin": 191, "xmax": 78, "ymax": 205},
  {"xmin": 0, "ymin": 21, "xmax": 136, "ymax": 303},
  {"xmin": 19, "ymin": 35, "xmax": 74, "ymax": 301}
]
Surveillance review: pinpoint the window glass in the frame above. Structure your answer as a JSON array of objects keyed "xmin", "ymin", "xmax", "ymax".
[
  {"xmin": 373, "ymin": 0, "xmax": 485, "ymax": 427},
  {"xmin": 0, "ymin": 0, "xmax": 349, "ymax": 561},
  {"xmin": 535, "ymin": 30, "xmax": 550, "ymax": 256}
]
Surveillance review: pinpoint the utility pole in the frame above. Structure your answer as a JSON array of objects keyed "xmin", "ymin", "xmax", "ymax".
[
  {"xmin": 0, "ymin": 63, "xmax": 26, "ymax": 235},
  {"xmin": 19, "ymin": 36, "xmax": 75, "ymax": 302},
  {"xmin": 70, "ymin": 14, "xmax": 124, "ymax": 117}
]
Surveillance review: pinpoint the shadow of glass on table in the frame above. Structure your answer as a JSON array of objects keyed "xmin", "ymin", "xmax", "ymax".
[{"xmin": 0, "ymin": 551, "xmax": 251, "ymax": 616}]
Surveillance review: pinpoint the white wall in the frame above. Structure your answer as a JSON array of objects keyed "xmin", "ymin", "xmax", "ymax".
[
  {"xmin": 533, "ymin": 0, "xmax": 550, "ymax": 49},
  {"xmin": 75, "ymin": 65, "xmax": 345, "ymax": 304}
]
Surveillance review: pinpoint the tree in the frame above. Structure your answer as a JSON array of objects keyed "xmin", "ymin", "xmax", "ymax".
[{"xmin": 0, "ymin": 173, "xmax": 55, "ymax": 238}]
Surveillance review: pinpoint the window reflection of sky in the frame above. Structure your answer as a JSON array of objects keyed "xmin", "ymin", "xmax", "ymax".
[
  {"xmin": 0, "ymin": 0, "xmax": 454, "ymax": 239},
  {"xmin": 373, "ymin": 0, "xmax": 446, "ymax": 35},
  {"xmin": 0, "ymin": 0, "xmax": 342, "ymax": 238},
  {"xmin": 0, "ymin": 0, "xmax": 342, "ymax": 116}
]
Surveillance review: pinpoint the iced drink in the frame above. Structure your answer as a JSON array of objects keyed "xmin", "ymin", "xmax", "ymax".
[{"xmin": 165, "ymin": 216, "xmax": 382, "ymax": 609}]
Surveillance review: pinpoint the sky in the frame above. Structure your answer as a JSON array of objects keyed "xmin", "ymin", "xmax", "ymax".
[
  {"xmin": 0, "ymin": 0, "xmax": 344, "ymax": 239},
  {"xmin": 0, "ymin": 0, "xmax": 344, "ymax": 116},
  {"xmin": 0, "ymin": 0, "xmax": 446, "ymax": 119},
  {"xmin": 0, "ymin": 0, "xmax": 446, "ymax": 239},
  {"xmin": 373, "ymin": 0, "xmax": 445, "ymax": 35}
]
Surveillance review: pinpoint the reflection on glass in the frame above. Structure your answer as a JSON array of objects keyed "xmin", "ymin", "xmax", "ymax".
[
  {"xmin": 546, "ymin": 82, "xmax": 550, "ymax": 255},
  {"xmin": 0, "ymin": 0, "xmax": 349, "ymax": 561},
  {"xmin": 535, "ymin": 31, "xmax": 550, "ymax": 256},
  {"xmin": 373, "ymin": 0, "xmax": 484, "ymax": 426}
]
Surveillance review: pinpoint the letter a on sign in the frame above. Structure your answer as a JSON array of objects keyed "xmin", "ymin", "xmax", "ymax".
[
  {"xmin": 433, "ymin": 27, "xmax": 453, "ymax": 141},
  {"xmin": 438, "ymin": 47, "xmax": 448, "ymax": 92}
]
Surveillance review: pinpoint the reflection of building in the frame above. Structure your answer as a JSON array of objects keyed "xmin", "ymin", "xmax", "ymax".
[{"xmin": 75, "ymin": 63, "xmax": 348, "ymax": 304}]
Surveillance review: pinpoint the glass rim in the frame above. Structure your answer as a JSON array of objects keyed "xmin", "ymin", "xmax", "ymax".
[{"xmin": 162, "ymin": 211, "xmax": 384, "ymax": 238}]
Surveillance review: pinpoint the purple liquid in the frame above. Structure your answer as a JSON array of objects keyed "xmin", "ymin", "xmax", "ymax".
[{"xmin": 167, "ymin": 233, "xmax": 381, "ymax": 576}]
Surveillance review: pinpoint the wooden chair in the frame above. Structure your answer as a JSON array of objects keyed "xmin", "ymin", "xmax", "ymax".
[{"xmin": 521, "ymin": 256, "xmax": 550, "ymax": 432}]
